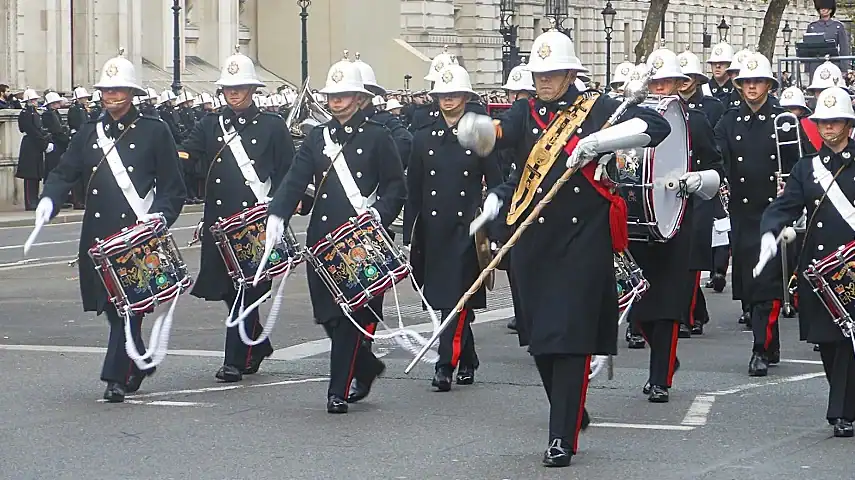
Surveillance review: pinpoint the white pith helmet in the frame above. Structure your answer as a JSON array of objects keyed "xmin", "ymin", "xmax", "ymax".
[{"xmin": 93, "ymin": 48, "xmax": 146, "ymax": 96}]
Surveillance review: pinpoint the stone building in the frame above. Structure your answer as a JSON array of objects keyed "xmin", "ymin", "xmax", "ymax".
[{"xmin": 0, "ymin": 0, "xmax": 824, "ymax": 96}]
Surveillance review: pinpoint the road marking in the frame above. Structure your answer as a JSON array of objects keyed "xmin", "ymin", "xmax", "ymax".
[
  {"xmin": 780, "ymin": 359, "xmax": 823, "ymax": 365},
  {"xmin": 127, "ymin": 377, "xmax": 329, "ymax": 400},
  {"xmin": 706, "ymin": 372, "xmax": 825, "ymax": 396},
  {"xmin": 97, "ymin": 399, "xmax": 214, "ymax": 406},
  {"xmin": 681, "ymin": 395, "xmax": 715, "ymax": 426},
  {"xmin": 591, "ymin": 422, "xmax": 694, "ymax": 431}
]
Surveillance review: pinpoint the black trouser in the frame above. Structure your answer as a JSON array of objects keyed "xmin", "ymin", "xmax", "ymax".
[
  {"xmin": 682, "ymin": 271, "xmax": 709, "ymax": 328},
  {"xmin": 712, "ymin": 245, "xmax": 730, "ymax": 275},
  {"xmin": 819, "ymin": 341, "xmax": 855, "ymax": 422},
  {"xmin": 222, "ymin": 288, "xmax": 274, "ymax": 369},
  {"xmin": 71, "ymin": 175, "xmax": 89, "ymax": 207},
  {"xmin": 751, "ymin": 300, "xmax": 781, "ymax": 355},
  {"xmin": 534, "ymin": 354, "xmax": 590, "ymax": 453},
  {"xmin": 637, "ymin": 320, "xmax": 680, "ymax": 388},
  {"xmin": 101, "ymin": 305, "xmax": 146, "ymax": 384},
  {"xmin": 184, "ymin": 163, "xmax": 199, "ymax": 199},
  {"xmin": 322, "ymin": 316, "xmax": 384, "ymax": 399},
  {"xmin": 438, "ymin": 308, "xmax": 478, "ymax": 371},
  {"xmin": 22, "ymin": 179, "xmax": 40, "ymax": 210}
]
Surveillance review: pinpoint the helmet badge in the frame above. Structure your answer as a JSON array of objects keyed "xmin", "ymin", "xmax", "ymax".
[{"xmin": 227, "ymin": 61, "xmax": 240, "ymax": 75}]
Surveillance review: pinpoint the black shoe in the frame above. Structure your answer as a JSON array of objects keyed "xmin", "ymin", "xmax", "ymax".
[
  {"xmin": 243, "ymin": 351, "xmax": 272, "ymax": 375},
  {"xmin": 432, "ymin": 367, "xmax": 452, "ymax": 392},
  {"xmin": 103, "ymin": 382, "xmax": 126, "ymax": 403},
  {"xmin": 628, "ymin": 335, "xmax": 646, "ymax": 349},
  {"xmin": 704, "ymin": 280, "xmax": 714, "ymax": 288},
  {"xmin": 678, "ymin": 324, "xmax": 692, "ymax": 338},
  {"xmin": 347, "ymin": 361, "xmax": 386, "ymax": 403},
  {"xmin": 542, "ymin": 439, "xmax": 572, "ymax": 467},
  {"xmin": 125, "ymin": 366, "xmax": 156, "ymax": 393},
  {"xmin": 691, "ymin": 323, "xmax": 704, "ymax": 335},
  {"xmin": 648, "ymin": 385, "xmax": 669, "ymax": 403},
  {"xmin": 625, "ymin": 324, "xmax": 633, "ymax": 342},
  {"xmin": 814, "ymin": 344, "xmax": 821, "ymax": 352},
  {"xmin": 767, "ymin": 350, "xmax": 780, "ymax": 365},
  {"xmin": 748, "ymin": 353, "xmax": 769, "ymax": 377},
  {"xmin": 581, "ymin": 407, "xmax": 591, "ymax": 431},
  {"xmin": 643, "ymin": 382, "xmax": 652, "ymax": 395},
  {"xmin": 327, "ymin": 395, "xmax": 348, "ymax": 414},
  {"xmin": 712, "ymin": 273, "xmax": 726, "ymax": 293},
  {"xmin": 833, "ymin": 419, "xmax": 854, "ymax": 437},
  {"xmin": 215, "ymin": 365, "xmax": 243, "ymax": 382},
  {"xmin": 507, "ymin": 317, "xmax": 518, "ymax": 331},
  {"xmin": 738, "ymin": 311, "xmax": 750, "ymax": 325},
  {"xmin": 456, "ymin": 365, "xmax": 475, "ymax": 385}
]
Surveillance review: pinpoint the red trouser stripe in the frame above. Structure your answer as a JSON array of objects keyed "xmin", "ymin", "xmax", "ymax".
[
  {"xmin": 450, "ymin": 308, "xmax": 467, "ymax": 367},
  {"xmin": 765, "ymin": 300, "xmax": 781, "ymax": 351},
  {"xmin": 573, "ymin": 355, "xmax": 592, "ymax": 453},
  {"xmin": 365, "ymin": 323, "xmax": 377, "ymax": 335},
  {"xmin": 666, "ymin": 322, "xmax": 679, "ymax": 386},
  {"xmin": 344, "ymin": 329, "xmax": 364, "ymax": 398},
  {"xmin": 689, "ymin": 271, "xmax": 701, "ymax": 327}
]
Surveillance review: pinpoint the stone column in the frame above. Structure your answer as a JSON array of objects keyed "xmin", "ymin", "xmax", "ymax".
[{"xmin": 218, "ymin": 0, "xmax": 238, "ymax": 66}]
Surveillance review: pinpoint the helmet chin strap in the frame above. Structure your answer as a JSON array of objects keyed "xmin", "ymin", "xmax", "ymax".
[
  {"xmin": 536, "ymin": 71, "xmax": 573, "ymax": 103},
  {"xmin": 227, "ymin": 88, "xmax": 255, "ymax": 111}
]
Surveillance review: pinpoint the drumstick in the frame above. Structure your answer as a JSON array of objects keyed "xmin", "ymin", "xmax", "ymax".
[
  {"xmin": 752, "ymin": 227, "xmax": 796, "ymax": 278},
  {"xmin": 23, "ymin": 220, "xmax": 44, "ymax": 256}
]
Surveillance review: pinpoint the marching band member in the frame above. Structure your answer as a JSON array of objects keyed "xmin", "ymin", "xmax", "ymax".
[
  {"xmin": 459, "ymin": 29, "xmax": 670, "ymax": 467},
  {"xmin": 724, "ymin": 48, "xmax": 752, "ymax": 109},
  {"xmin": 68, "ymin": 87, "xmax": 92, "ymax": 209},
  {"xmin": 806, "ymin": 60, "xmax": 843, "ymax": 112},
  {"xmin": 403, "ymin": 64, "xmax": 503, "ymax": 391},
  {"xmin": 609, "ymin": 57, "xmax": 635, "ymax": 95},
  {"xmin": 629, "ymin": 48, "xmax": 723, "ymax": 398},
  {"xmin": 179, "ymin": 51, "xmax": 294, "ymax": 383},
  {"xmin": 16, "ymin": 89, "xmax": 49, "ymax": 211},
  {"xmin": 676, "ymin": 48, "xmax": 726, "ymax": 335},
  {"xmin": 781, "ymin": 86, "xmax": 822, "ymax": 150},
  {"xmin": 32, "ymin": 52, "xmax": 186, "ymax": 402},
  {"xmin": 714, "ymin": 52, "xmax": 816, "ymax": 376},
  {"xmin": 264, "ymin": 58, "xmax": 405, "ymax": 414},
  {"xmin": 42, "ymin": 92, "xmax": 69, "ymax": 182},
  {"xmin": 759, "ymin": 86, "xmax": 855, "ymax": 437},
  {"xmin": 706, "ymin": 42, "xmax": 735, "ymax": 105}
]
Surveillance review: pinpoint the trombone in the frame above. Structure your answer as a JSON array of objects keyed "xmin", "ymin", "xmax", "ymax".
[{"xmin": 773, "ymin": 111, "xmax": 804, "ymax": 318}]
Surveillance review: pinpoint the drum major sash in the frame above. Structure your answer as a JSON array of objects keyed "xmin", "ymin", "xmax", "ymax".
[
  {"xmin": 506, "ymin": 94, "xmax": 598, "ymax": 225},
  {"xmin": 95, "ymin": 122, "xmax": 153, "ymax": 219},
  {"xmin": 218, "ymin": 115, "xmax": 271, "ymax": 203},
  {"xmin": 322, "ymin": 127, "xmax": 377, "ymax": 215},
  {"xmin": 812, "ymin": 155, "xmax": 855, "ymax": 232}
]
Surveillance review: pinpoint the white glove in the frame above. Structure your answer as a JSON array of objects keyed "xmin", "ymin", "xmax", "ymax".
[
  {"xmin": 35, "ymin": 197, "xmax": 53, "ymax": 226},
  {"xmin": 566, "ymin": 136, "xmax": 599, "ymax": 169},
  {"xmin": 370, "ymin": 207, "xmax": 382, "ymax": 224},
  {"xmin": 753, "ymin": 232, "xmax": 778, "ymax": 278},
  {"xmin": 469, "ymin": 193, "xmax": 501, "ymax": 236},
  {"xmin": 680, "ymin": 172, "xmax": 702, "ymax": 194},
  {"xmin": 254, "ymin": 214, "xmax": 285, "ymax": 286},
  {"xmin": 137, "ymin": 212, "xmax": 165, "ymax": 223},
  {"xmin": 259, "ymin": 196, "xmax": 273, "ymax": 204},
  {"xmin": 457, "ymin": 112, "xmax": 497, "ymax": 157},
  {"xmin": 45, "ymin": 143, "xmax": 55, "ymax": 154}
]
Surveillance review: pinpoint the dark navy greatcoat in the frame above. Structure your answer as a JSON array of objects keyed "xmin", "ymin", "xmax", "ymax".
[
  {"xmin": 15, "ymin": 106, "xmax": 48, "ymax": 181},
  {"xmin": 490, "ymin": 86, "xmax": 671, "ymax": 356},
  {"xmin": 267, "ymin": 108, "xmax": 407, "ymax": 323},
  {"xmin": 761, "ymin": 140, "xmax": 855, "ymax": 343},
  {"xmin": 40, "ymin": 107, "xmax": 187, "ymax": 313},
  {"xmin": 403, "ymin": 104, "xmax": 504, "ymax": 310},
  {"xmin": 715, "ymin": 99, "xmax": 817, "ymax": 303},
  {"xmin": 179, "ymin": 104, "xmax": 294, "ymax": 301},
  {"xmin": 708, "ymin": 77, "xmax": 735, "ymax": 105}
]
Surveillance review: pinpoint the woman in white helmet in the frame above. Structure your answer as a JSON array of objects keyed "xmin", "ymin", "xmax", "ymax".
[
  {"xmin": 457, "ymin": 29, "xmax": 671, "ymax": 467},
  {"xmin": 179, "ymin": 50, "xmax": 295, "ymax": 383},
  {"xmin": 759, "ymin": 86, "xmax": 855, "ymax": 438},
  {"xmin": 32, "ymin": 51, "xmax": 187, "ymax": 402},
  {"xmin": 15, "ymin": 88, "xmax": 50, "ymax": 210},
  {"xmin": 263, "ymin": 56, "xmax": 405, "ymax": 414}
]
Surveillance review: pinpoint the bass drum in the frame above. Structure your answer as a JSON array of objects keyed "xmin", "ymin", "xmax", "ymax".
[{"xmin": 609, "ymin": 95, "xmax": 691, "ymax": 242}]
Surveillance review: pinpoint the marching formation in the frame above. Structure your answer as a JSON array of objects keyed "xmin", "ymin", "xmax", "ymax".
[{"xmin": 20, "ymin": 6, "xmax": 855, "ymax": 469}]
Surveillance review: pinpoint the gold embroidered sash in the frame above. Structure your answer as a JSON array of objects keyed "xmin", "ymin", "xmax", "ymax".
[{"xmin": 506, "ymin": 94, "xmax": 599, "ymax": 225}]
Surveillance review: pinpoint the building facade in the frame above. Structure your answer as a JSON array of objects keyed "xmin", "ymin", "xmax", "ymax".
[{"xmin": 0, "ymin": 0, "xmax": 828, "ymax": 94}]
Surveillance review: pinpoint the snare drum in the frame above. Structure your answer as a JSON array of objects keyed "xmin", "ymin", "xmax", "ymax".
[
  {"xmin": 615, "ymin": 249, "xmax": 649, "ymax": 312},
  {"xmin": 307, "ymin": 211, "xmax": 410, "ymax": 313},
  {"xmin": 803, "ymin": 241, "xmax": 855, "ymax": 337},
  {"xmin": 210, "ymin": 203, "xmax": 304, "ymax": 287},
  {"xmin": 89, "ymin": 217, "xmax": 192, "ymax": 315},
  {"xmin": 610, "ymin": 95, "xmax": 691, "ymax": 242}
]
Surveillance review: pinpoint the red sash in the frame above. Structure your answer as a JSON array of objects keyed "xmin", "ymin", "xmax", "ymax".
[
  {"xmin": 799, "ymin": 117, "xmax": 822, "ymax": 151},
  {"xmin": 529, "ymin": 100, "xmax": 629, "ymax": 252}
]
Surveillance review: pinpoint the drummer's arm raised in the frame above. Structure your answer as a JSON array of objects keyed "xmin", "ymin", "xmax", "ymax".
[
  {"xmin": 267, "ymin": 129, "xmax": 317, "ymax": 225},
  {"xmin": 40, "ymin": 127, "xmax": 86, "ymax": 218},
  {"xmin": 150, "ymin": 122, "xmax": 187, "ymax": 227},
  {"xmin": 760, "ymin": 159, "xmax": 808, "ymax": 237}
]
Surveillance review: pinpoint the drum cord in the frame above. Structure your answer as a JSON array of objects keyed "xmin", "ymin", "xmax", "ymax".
[
  {"xmin": 123, "ymin": 296, "xmax": 179, "ymax": 371},
  {"xmin": 227, "ymin": 262, "xmax": 294, "ymax": 346}
]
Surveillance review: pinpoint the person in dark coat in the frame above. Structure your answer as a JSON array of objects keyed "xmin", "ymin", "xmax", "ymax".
[
  {"xmin": 264, "ymin": 58, "xmax": 406, "ymax": 414},
  {"xmin": 31, "ymin": 53, "xmax": 186, "ymax": 402},
  {"xmin": 806, "ymin": 0, "xmax": 851, "ymax": 79},
  {"xmin": 179, "ymin": 52, "xmax": 294, "ymax": 383},
  {"xmin": 706, "ymin": 42, "xmax": 735, "ymax": 105},
  {"xmin": 41, "ymin": 92, "xmax": 69, "ymax": 181},
  {"xmin": 68, "ymin": 87, "xmax": 93, "ymax": 210},
  {"xmin": 627, "ymin": 49, "xmax": 724, "ymax": 403},
  {"xmin": 759, "ymin": 86, "xmax": 855, "ymax": 438},
  {"xmin": 459, "ymin": 30, "xmax": 671, "ymax": 467},
  {"xmin": 403, "ymin": 64, "xmax": 503, "ymax": 391},
  {"xmin": 715, "ymin": 52, "xmax": 817, "ymax": 376},
  {"xmin": 15, "ymin": 89, "xmax": 49, "ymax": 210}
]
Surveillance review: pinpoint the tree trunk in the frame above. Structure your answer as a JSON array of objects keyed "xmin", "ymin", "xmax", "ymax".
[
  {"xmin": 633, "ymin": 0, "xmax": 670, "ymax": 64},
  {"xmin": 757, "ymin": 0, "xmax": 789, "ymax": 61}
]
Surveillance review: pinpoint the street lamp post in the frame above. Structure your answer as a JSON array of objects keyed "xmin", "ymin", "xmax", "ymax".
[
  {"xmin": 601, "ymin": 1, "xmax": 616, "ymax": 91},
  {"xmin": 500, "ymin": 0, "xmax": 518, "ymax": 83},
  {"xmin": 171, "ymin": 0, "xmax": 182, "ymax": 94},
  {"xmin": 717, "ymin": 17, "xmax": 730, "ymax": 43},
  {"xmin": 782, "ymin": 20, "xmax": 793, "ymax": 57},
  {"xmin": 297, "ymin": 0, "xmax": 311, "ymax": 85}
]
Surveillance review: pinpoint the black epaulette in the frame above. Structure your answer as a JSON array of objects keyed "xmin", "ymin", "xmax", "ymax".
[
  {"xmin": 259, "ymin": 111, "xmax": 283, "ymax": 120},
  {"xmin": 364, "ymin": 118, "xmax": 385, "ymax": 127},
  {"xmin": 139, "ymin": 112, "xmax": 164, "ymax": 122}
]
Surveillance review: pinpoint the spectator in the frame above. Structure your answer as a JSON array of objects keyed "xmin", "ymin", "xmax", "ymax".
[
  {"xmin": 806, "ymin": 0, "xmax": 850, "ymax": 78},
  {"xmin": 0, "ymin": 84, "xmax": 21, "ymax": 109}
]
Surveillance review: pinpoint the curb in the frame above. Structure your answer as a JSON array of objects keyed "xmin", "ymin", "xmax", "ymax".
[{"xmin": 0, "ymin": 204, "xmax": 204, "ymax": 228}]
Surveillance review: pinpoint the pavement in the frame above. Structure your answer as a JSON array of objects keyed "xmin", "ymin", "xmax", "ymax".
[{"xmin": 0, "ymin": 209, "xmax": 851, "ymax": 479}]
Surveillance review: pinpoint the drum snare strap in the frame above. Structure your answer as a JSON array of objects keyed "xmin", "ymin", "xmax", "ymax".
[
  {"xmin": 219, "ymin": 116, "xmax": 271, "ymax": 202},
  {"xmin": 95, "ymin": 122, "xmax": 153, "ymax": 219},
  {"xmin": 322, "ymin": 127, "xmax": 377, "ymax": 215},
  {"xmin": 812, "ymin": 156, "xmax": 855, "ymax": 232}
]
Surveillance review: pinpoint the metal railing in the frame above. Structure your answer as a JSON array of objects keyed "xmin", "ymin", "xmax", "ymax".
[{"xmin": 776, "ymin": 55, "xmax": 855, "ymax": 89}]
